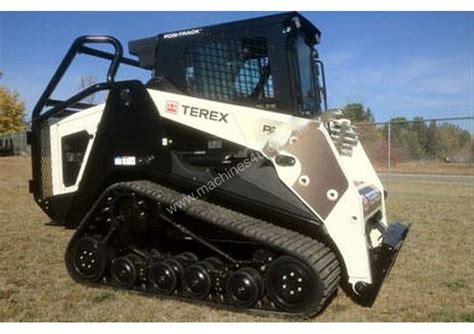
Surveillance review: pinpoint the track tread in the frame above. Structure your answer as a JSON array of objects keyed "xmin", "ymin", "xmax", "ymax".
[{"xmin": 75, "ymin": 180, "xmax": 341, "ymax": 318}]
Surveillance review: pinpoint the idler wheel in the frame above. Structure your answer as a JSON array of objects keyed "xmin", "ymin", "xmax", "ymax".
[
  {"xmin": 226, "ymin": 267, "xmax": 264, "ymax": 308},
  {"xmin": 66, "ymin": 236, "xmax": 109, "ymax": 283},
  {"xmin": 266, "ymin": 255, "xmax": 322, "ymax": 313}
]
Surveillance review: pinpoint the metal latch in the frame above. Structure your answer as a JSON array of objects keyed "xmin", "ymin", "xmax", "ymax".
[{"xmin": 275, "ymin": 155, "xmax": 296, "ymax": 166}]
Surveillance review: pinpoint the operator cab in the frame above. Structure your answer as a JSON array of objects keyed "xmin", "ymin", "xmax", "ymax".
[{"xmin": 129, "ymin": 12, "xmax": 327, "ymax": 117}]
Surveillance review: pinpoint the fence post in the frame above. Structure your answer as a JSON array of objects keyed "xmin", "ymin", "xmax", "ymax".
[
  {"xmin": 19, "ymin": 130, "xmax": 23, "ymax": 155},
  {"xmin": 387, "ymin": 121, "xmax": 391, "ymax": 193}
]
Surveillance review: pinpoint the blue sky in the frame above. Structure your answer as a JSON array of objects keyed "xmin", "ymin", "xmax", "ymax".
[{"xmin": 0, "ymin": 11, "xmax": 472, "ymax": 123}]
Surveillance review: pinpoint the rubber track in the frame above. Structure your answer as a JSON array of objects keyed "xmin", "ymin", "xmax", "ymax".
[{"xmin": 111, "ymin": 180, "xmax": 341, "ymax": 317}]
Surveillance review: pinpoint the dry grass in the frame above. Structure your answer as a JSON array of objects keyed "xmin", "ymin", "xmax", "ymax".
[{"xmin": 0, "ymin": 156, "xmax": 473, "ymax": 322}]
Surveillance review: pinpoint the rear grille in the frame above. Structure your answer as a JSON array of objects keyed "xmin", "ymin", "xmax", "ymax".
[{"xmin": 37, "ymin": 121, "xmax": 53, "ymax": 199}]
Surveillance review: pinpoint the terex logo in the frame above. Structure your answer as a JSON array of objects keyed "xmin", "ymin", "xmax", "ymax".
[
  {"xmin": 165, "ymin": 100, "xmax": 179, "ymax": 114},
  {"xmin": 182, "ymin": 105, "xmax": 229, "ymax": 123}
]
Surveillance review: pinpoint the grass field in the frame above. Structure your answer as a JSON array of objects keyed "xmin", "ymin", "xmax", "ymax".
[
  {"xmin": 0, "ymin": 156, "xmax": 473, "ymax": 322},
  {"xmin": 374, "ymin": 161, "xmax": 474, "ymax": 176}
]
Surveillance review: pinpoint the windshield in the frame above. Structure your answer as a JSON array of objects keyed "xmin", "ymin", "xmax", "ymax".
[{"xmin": 295, "ymin": 36, "xmax": 322, "ymax": 115}]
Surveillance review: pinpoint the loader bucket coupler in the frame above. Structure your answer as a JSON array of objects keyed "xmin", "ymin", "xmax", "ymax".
[{"xmin": 354, "ymin": 222, "xmax": 410, "ymax": 306}]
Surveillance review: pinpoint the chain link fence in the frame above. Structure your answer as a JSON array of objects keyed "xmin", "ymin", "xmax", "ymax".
[
  {"xmin": 356, "ymin": 116, "xmax": 473, "ymax": 174},
  {"xmin": 356, "ymin": 116, "xmax": 473, "ymax": 193},
  {"xmin": 0, "ymin": 130, "xmax": 29, "ymax": 156}
]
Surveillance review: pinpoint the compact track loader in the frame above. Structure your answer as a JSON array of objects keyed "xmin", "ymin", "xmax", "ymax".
[{"xmin": 29, "ymin": 12, "xmax": 409, "ymax": 318}]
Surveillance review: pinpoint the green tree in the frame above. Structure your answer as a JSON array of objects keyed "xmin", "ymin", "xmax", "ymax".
[
  {"xmin": 382, "ymin": 117, "xmax": 408, "ymax": 143},
  {"xmin": 379, "ymin": 117, "xmax": 470, "ymax": 162},
  {"xmin": 343, "ymin": 103, "xmax": 374, "ymax": 123},
  {"xmin": 411, "ymin": 117, "xmax": 428, "ymax": 157},
  {"xmin": 425, "ymin": 120, "xmax": 438, "ymax": 159},
  {"xmin": 0, "ymin": 85, "xmax": 26, "ymax": 134},
  {"xmin": 398, "ymin": 128, "xmax": 424, "ymax": 160},
  {"xmin": 436, "ymin": 123, "xmax": 471, "ymax": 160},
  {"xmin": 382, "ymin": 117, "xmax": 426, "ymax": 161}
]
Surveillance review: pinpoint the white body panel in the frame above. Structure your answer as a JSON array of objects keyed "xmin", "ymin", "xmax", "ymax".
[
  {"xmin": 49, "ymin": 88, "xmax": 387, "ymax": 287},
  {"xmin": 50, "ymin": 104, "xmax": 104, "ymax": 195},
  {"xmin": 147, "ymin": 90, "xmax": 310, "ymax": 153},
  {"xmin": 340, "ymin": 143, "xmax": 388, "ymax": 227},
  {"xmin": 147, "ymin": 90, "xmax": 384, "ymax": 285}
]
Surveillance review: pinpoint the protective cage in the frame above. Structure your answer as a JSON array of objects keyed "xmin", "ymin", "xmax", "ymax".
[
  {"xmin": 28, "ymin": 35, "xmax": 143, "ymax": 221},
  {"xmin": 130, "ymin": 11, "xmax": 326, "ymax": 115}
]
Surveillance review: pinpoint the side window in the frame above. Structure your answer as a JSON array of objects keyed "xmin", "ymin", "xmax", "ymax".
[
  {"xmin": 61, "ymin": 131, "xmax": 90, "ymax": 187},
  {"xmin": 294, "ymin": 35, "xmax": 321, "ymax": 115},
  {"xmin": 184, "ymin": 37, "xmax": 275, "ymax": 109}
]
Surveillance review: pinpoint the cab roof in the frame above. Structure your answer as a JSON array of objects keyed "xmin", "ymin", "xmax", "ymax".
[{"xmin": 129, "ymin": 12, "xmax": 321, "ymax": 70}]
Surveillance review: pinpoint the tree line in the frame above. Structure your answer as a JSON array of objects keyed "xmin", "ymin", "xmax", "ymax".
[
  {"xmin": 0, "ymin": 72, "xmax": 101, "ymax": 135},
  {"xmin": 343, "ymin": 103, "xmax": 472, "ymax": 163},
  {"xmin": 0, "ymin": 71, "xmax": 25, "ymax": 134}
]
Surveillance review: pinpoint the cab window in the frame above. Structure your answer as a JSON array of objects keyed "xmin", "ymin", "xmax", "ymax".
[{"xmin": 61, "ymin": 131, "xmax": 90, "ymax": 187}]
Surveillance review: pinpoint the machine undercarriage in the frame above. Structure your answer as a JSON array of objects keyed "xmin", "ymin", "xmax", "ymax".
[{"xmin": 66, "ymin": 181, "xmax": 340, "ymax": 317}]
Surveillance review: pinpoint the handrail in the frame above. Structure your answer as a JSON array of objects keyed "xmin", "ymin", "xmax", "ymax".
[
  {"xmin": 36, "ymin": 82, "xmax": 113, "ymax": 123},
  {"xmin": 45, "ymin": 99, "xmax": 96, "ymax": 110},
  {"xmin": 79, "ymin": 45, "xmax": 141, "ymax": 68},
  {"xmin": 32, "ymin": 35, "xmax": 139, "ymax": 121},
  {"xmin": 314, "ymin": 59, "xmax": 327, "ymax": 111}
]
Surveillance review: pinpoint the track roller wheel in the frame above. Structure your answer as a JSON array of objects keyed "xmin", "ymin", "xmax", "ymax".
[
  {"xmin": 226, "ymin": 267, "xmax": 264, "ymax": 307},
  {"xmin": 266, "ymin": 255, "xmax": 323, "ymax": 314},
  {"xmin": 148, "ymin": 261, "xmax": 178, "ymax": 294},
  {"xmin": 164, "ymin": 258, "xmax": 184, "ymax": 275},
  {"xmin": 182, "ymin": 260, "xmax": 216, "ymax": 299},
  {"xmin": 66, "ymin": 236, "xmax": 109, "ymax": 283},
  {"xmin": 110, "ymin": 254, "xmax": 142, "ymax": 288},
  {"xmin": 179, "ymin": 252, "xmax": 199, "ymax": 262},
  {"xmin": 149, "ymin": 252, "xmax": 198, "ymax": 294}
]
